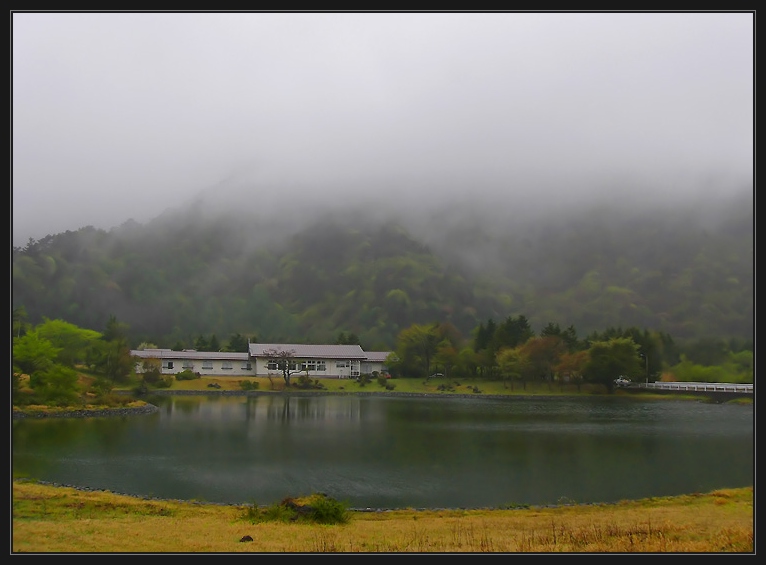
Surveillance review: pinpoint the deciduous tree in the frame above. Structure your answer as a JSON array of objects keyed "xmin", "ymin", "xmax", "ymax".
[
  {"xmin": 12, "ymin": 305, "xmax": 29, "ymax": 339},
  {"xmin": 30, "ymin": 364, "xmax": 79, "ymax": 404},
  {"xmin": 395, "ymin": 323, "xmax": 441, "ymax": 378},
  {"xmin": 520, "ymin": 335, "xmax": 568, "ymax": 383},
  {"xmin": 12, "ymin": 330, "xmax": 60, "ymax": 376},
  {"xmin": 555, "ymin": 349, "xmax": 590, "ymax": 391},
  {"xmin": 35, "ymin": 318, "xmax": 101, "ymax": 367},
  {"xmin": 584, "ymin": 338, "xmax": 642, "ymax": 392},
  {"xmin": 263, "ymin": 348, "xmax": 299, "ymax": 386},
  {"xmin": 496, "ymin": 347, "xmax": 530, "ymax": 390}
]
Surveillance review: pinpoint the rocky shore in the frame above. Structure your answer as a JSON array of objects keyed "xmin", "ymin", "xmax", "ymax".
[{"xmin": 12, "ymin": 403, "xmax": 160, "ymax": 420}]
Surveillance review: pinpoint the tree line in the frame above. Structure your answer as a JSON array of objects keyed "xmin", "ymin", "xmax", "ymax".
[
  {"xmin": 385, "ymin": 316, "xmax": 753, "ymax": 391},
  {"xmin": 13, "ymin": 305, "xmax": 753, "ymax": 409}
]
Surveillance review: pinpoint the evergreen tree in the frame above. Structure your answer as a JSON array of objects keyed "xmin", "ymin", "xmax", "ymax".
[
  {"xmin": 194, "ymin": 335, "xmax": 209, "ymax": 351},
  {"xmin": 225, "ymin": 333, "xmax": 250, "ymax": 352}
]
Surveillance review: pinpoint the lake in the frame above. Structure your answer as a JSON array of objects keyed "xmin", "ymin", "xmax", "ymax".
[{"xmin": 12, "ymin": 394, "xmax": 754, "ymax": 509}]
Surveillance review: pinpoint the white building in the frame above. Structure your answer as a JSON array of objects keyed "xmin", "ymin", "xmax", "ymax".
[
  {"xmin": 132, "ymin": 344, "xmax": 392, "ymax": 378},
  {"xmin": 131, "ymin": 349, "xmax": 253, "ymax": 376}
]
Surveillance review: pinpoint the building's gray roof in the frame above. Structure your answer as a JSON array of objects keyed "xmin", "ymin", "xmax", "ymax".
[
  {"xmin": 131, "ymin": 346, "xmax": 392, "ymax": 363},
  {"xmin": 365, "ymin": 351, "xmax": 393, "ymax": 362},
  {"xmin": 249, "ymin": 343, "xmax": 367, "ymax": 359},
  {"xmin": 131, "ymin": 349, "xmax": 249, "ymax": 360}
]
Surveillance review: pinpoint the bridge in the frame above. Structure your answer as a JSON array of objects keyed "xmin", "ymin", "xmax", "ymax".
[
  {"xmin": 637, "ymin": 382, "xmax": 753, "ymax": 394},
  {"xmin": 631, "ymin": 381, "xmax": 753, "ymax": 402}
]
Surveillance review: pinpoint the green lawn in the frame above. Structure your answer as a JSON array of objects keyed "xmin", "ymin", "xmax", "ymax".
[{"xmin": 117, "ymin": 373, "xmax": 650, "ymax": 397}]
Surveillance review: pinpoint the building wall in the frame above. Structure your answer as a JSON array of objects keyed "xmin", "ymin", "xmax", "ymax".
[
  {"xmin": 254, "ymin": 357, "xmax": 362, "ymax": 378},
  {"xmin": 134, "ymin": 352, "xmax": 387, "ymax": 378},
  {"xmin": 134, "ymin": 357, "xmax": 255, "ymax": 376},
  {"xmin": 361, "ymin": 361, "xmax": 387, "ymax": 375}
]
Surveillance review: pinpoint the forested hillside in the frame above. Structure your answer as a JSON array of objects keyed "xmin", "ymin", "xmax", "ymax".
[{"xmin": 12, "ymin": 189, "xmax": 753, "ymax": 350}]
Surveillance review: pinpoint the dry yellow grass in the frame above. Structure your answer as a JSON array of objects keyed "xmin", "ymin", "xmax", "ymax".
[{"xmin": 12, "ymin": 481, "xmax": 753, "ymax": 553}]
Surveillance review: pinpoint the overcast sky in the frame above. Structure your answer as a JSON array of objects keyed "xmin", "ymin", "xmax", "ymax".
[{"xmin": 12, "ymin": 12, "xmax": 753, "ymax": 246}]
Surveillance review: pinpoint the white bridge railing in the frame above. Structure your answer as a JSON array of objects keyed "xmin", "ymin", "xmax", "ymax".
[{"xmin": 639, "ymin": 382, "xmax": 753, "ymax": 394}]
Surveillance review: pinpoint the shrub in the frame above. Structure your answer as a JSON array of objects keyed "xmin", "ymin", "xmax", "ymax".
[
  {"xmin": 357, "ymin": 374, "xmax": 372, "ymax": 387},
  {"xmin": 142, "ymin": 369, "xmax": 161, "ymax": 385},
  {"xmin": 91, "ymin": 376, "xmax": 115, "ymax": 396},
  {"xmin": 175, "ymin": 370, "xmax": 200, "ymax": 381},
  {"xmin": 262, "ymin": 502, "xmax": 295, "ymax": 522},
  {"xmin": 309, "ymin": 495, "xmax": 350, "ymax": 525},
  {"xmin": 241, "ymin": 501, "xmax": 261, "ymax": 522},
  {"xmin": 154, "ymin": 376, "xmax": 174, "ymax": 388},
  {"xmin": 240, "ymin": 494, "xmax": 349, "ymax": 525},
  {"xmin": 239, "ymin": 380, "xmax": 259, "ymax": 391},
  {"xmin": 242, "ymin": 500, "xmax": 295, "ymax": 523},
  {"xmin": 294, "ymin": 375, "xmax": 326, "ymax": 390}
]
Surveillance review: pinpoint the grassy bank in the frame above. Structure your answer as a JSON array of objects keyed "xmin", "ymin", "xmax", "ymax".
[
  {"xmin": 15, "ymin": 375, "xmax": 750, "ymax": 419},
  {"xmin": 118, "ymin": 373, "xmax": 752, "ymax": 404},
  {"xmin": 12, "ymin": 480, "xmax": 753, "ymax": 553},
  {"xmin": 166, "ymin": 375, "xmax": 620, "ymax": 396}
]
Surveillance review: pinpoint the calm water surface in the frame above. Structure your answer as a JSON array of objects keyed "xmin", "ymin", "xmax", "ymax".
[{"xmin": 12, "ymin": 394, "xmax": 753, "ymax": 509}]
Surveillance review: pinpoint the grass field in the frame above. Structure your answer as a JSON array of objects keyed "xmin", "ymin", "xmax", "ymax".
[
  {"xmin": 12, "ymin": 480, "xmax": 753, "ymax": 553},
  {"xmin": 116, "ymin": 373, "xmax": 717, "ymax": 399}
]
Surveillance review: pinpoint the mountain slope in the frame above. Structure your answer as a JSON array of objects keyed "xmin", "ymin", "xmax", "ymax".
[{"xmin": 12, "ymin": 190, "xmax": 753, "ymax": 349}]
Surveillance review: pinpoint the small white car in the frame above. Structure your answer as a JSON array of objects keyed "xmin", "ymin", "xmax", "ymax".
[{"xmin": 614, "ymin": 376, "xmax": 631, "ymax": 387}]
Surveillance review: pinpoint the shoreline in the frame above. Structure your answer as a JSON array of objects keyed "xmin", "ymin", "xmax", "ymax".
[
  {"xmin": 18, "ymin": 476, "xmax": 746, "ymax": 514},
  {"xmin": 9, "ymin": 477, "xmax": 588, "ymax": 512},
  {"xmin": 13, "ymin": 385, "xmax": 748, "ymax": 419},
  {"xmin": 128, "ymin": 388, "xmax": 561, "ymax": 400},
  {"xmin": 12, "ymin": 402, "xmax": 160, "ymax": 420}
]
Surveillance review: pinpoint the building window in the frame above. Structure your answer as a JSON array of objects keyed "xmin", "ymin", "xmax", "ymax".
[
  {"xmin": 336, "ymin": 361, "xmax": 349, "ymax": 368},
  {"xmin": 301, "ymin": 360, "xmax": 317, "ymax": 371},
  {"xmin": 202, "ymin": 361, "xmax": 213, "ymax": 370},
  {"xmin": 241, "ymin": 362, "xmax": 252, "ymax": 370},
  {"xmin": 222, "ymin": 361, "xmax": 233, "ymax": 370},
  {"xmin": 316, "ymin": 361, "xmax": 326, "ymax": 371},
  {"xmin": 162, "ymin": 361, "xmax": 174, "ymax": 370},
  {"xmin": 268, "ymin": 361, "xmax": 297, "ymax": 371},
  {"xmin": 182, "ymin": 361, "xmax": 194, "ymax": 370},
  {"xmin": 351, "ymin": 370, "xmax": 360, "ymax": 377}
]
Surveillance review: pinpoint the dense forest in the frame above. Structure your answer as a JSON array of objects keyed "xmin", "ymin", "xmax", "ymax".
[{"xmin": 12, "ymin": 188, "xmax": 753, "ymax": 352}]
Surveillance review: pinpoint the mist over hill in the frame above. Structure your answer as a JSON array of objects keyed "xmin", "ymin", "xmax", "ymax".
[{"xmin": 12, "ymin": 182, "xmax": 753, "ymax": 350}]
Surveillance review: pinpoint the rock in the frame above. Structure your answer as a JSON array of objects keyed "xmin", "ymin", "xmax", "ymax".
[{"xmin": 239, "ymin": 535, "xmax": 253, "ymax": 542}]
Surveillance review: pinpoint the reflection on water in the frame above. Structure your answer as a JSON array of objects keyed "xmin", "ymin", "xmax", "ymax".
[{"xmin": 12, "ymin": 394, "xmax": 753, "ymax": 509}]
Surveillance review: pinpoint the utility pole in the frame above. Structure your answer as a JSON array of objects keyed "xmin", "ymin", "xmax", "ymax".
[{"xmin": 640, "ymin": 353, "xmax": 649, "ymax": 384}]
